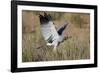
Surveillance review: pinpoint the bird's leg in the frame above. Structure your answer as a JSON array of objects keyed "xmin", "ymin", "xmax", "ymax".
[{"xmin": 53, "ymin": 42, "xmax": 58, "ymax": 51}]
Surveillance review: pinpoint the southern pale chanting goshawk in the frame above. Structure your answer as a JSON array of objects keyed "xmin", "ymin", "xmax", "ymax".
[{"xmin": 39, "ymin": 13, "xmax": 68, "ymax": 51}]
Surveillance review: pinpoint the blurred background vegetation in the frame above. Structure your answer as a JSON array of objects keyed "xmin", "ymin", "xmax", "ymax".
[{"xmin": 22, "ymin": 10, "xmax": 90, "ymax": 62}]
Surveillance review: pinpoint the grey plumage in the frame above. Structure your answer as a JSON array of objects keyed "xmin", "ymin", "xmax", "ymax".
[{"xmin": 39, "ymin": 13, "xmax": 68, "ymax": 51}]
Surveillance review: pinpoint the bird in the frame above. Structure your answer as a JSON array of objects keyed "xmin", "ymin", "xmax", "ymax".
[{"xmin": 39, "ymin": 12, "xmax": 68, "ymax": 51}]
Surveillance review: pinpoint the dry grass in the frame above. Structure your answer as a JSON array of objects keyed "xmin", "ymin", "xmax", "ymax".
[{"xmin": 22, "ymin": 11, "xmax": 90, "ymax": 62}]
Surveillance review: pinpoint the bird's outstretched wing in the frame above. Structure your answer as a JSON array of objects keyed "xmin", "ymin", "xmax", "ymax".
[
  {"xmin": 57, "ymin": 23, "xmax": 68, "ymax": 35},
  {"xmin": 39, "ymin": 13, "xmax": 59, "ymax": 44}
]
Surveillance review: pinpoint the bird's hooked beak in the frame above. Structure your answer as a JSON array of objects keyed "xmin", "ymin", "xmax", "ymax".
[{"xmin": 44, "ymin": 12, "xmax": 48, "ymax": 16}]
